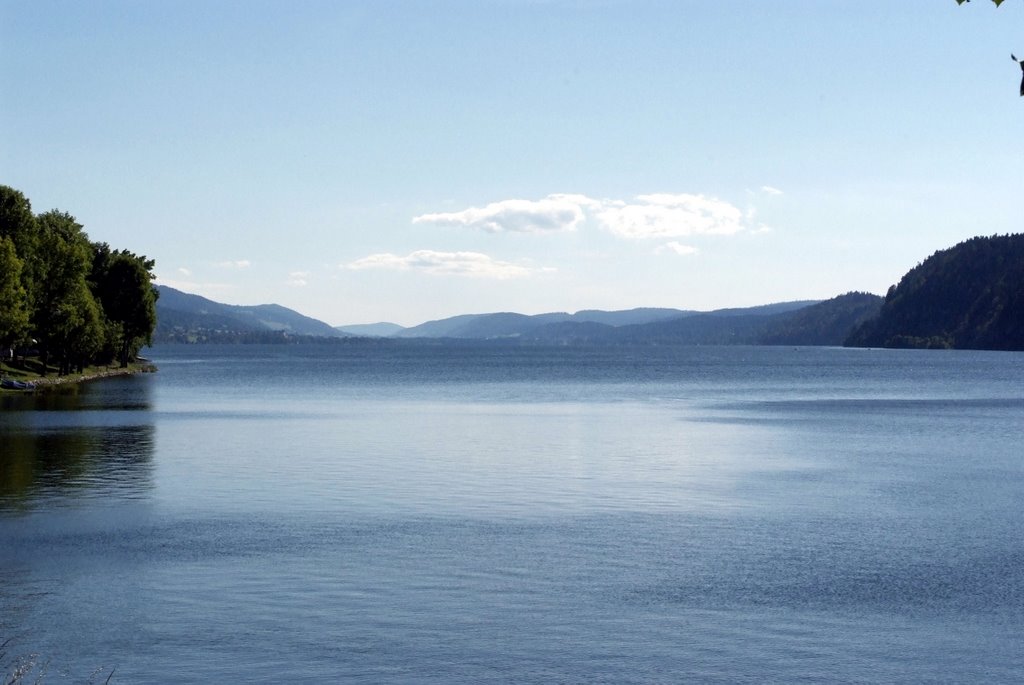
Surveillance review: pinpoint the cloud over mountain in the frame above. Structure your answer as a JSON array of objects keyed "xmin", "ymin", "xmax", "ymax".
[
  {"xmin": 413, "ymin": 195, "xmax": 588, "ymax": 233},
  {"xmin": 596, "ymin": 193, "xmax": 745, "ymax": 239},
  {"xmin": 414, "ymin": 192, "xmax": 752, "ymax": 240},
  {"xmin": 347, "ymin": 250, "xmax": 547, "ymax": 279}
]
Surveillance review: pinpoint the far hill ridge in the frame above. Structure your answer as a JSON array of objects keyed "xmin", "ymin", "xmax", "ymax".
[{"xmin": 155, "ymin": 285, "xmax": 882, "ymax": 347}]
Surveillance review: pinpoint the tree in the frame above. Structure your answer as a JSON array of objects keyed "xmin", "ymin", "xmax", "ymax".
[
  {"xmin": 0, "ymin": 236, "xmax": 31, "ymax": 349},
  {"xmin": 32, "ymin": 210, "xmax": 104, "ymax": 374},
  {"xmin": 0, "ymin": 186, "xmax": 157, "ymax": 375},
  {"xmin": 49, "ymin": 278, "xmax": 104, "ymax": 375},
  {"xmin": 0, "ymin": 186, "xmax": 38, "ymax": 305},
  {"xmin": 91, "ymin": 245, "xmax": 158, "ymax": 367},
  {"xmin": 0, "ymin": 185, "xmax": 36, "ymax": 257}
]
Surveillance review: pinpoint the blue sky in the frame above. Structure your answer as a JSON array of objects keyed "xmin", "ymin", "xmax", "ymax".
[{"xmin": 3, "ymin": 1, "xmax": 1022, "ymax": 326}]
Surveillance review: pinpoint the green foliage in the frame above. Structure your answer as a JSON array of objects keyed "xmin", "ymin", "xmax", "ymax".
[
  {"xmin": 0, "ymin": 236, "xmax": 30, "ymax": 346},
  {"xmin": 0, "ymin": 186, "xmax": 158, "ymax": 375},
  {"xmin": 0, "ymin": 186, "xmax": 38, "ymax": 302},
  {"xmin": 0, "ymin": 186, "xmax": 35, "ymax": 257},
  {"xmin": 31, "ymin": 211, "xmax": 100, "ymax": 373},
  {"xmin": 91, "ymin": 246, "xmax": 159, "ymax": 366},
  {"xmin": 846, "ymin": 234, "xmax": 1024, "ymax": 351}
]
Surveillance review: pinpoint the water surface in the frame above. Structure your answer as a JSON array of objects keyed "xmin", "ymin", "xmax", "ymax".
[{"xmin": 2, "ymin": 345, "xmax": 1022, "ymax": 682}]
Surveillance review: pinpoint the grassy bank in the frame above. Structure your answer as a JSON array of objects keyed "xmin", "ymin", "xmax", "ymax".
[{"xmin": 0, "ymin": 359, "xmax": 156, "ymax": 393}]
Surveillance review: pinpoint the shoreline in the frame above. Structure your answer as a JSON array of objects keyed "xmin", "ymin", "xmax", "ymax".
[{"xmin": 1, "ymin": 363, "xmax": 156, "ymax": 392}]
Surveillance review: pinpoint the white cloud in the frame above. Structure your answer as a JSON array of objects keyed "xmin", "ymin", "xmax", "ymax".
[
  {"xmin": 760, "ymin": 185, "xmax": 784, "ymax": 196},
  {"xmin": 414, "ymin": 192, "xmax": 752, "ymax": 241},
  {"xmin": 413, "ymin": 195, "xmax": 588, "ymax": 233},
  {"xmin": 287, "ymin": 271, "xmax": 309, "ymax": 287},
  {"xmin": 215, "ymin": 259, "xmax": 251, "ymax": 269},
  {"xmin": 657, "ymin": 241, "xmax": 699, "ymax": 256},
  {"xmin": 596, "ymin": 193, "xmax": 745, "ymax": 239},
  {"xmin": 177, "ymin": 267, "xmax": 192, "ymax": 277},
  {"xmin": 347, "ymin": 250, "xmax": 547, "ymax": 279}
]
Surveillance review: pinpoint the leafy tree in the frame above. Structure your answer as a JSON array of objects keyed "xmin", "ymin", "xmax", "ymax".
[
  {"xmin": 31, "ymin": 210, "xmax": 104, "ymax": 374},
  {"xmin": 91, "ymin": 244, "xmax": 158, "ymax": 367},
  {"xmin": 0, "ymin": 235, "xmax": 31, "ymax": 348},
  {"xmin": 0, "ymin": 186, "xmax": 157, "ymax": 375},
  {"xmin": 0, "ymin": 185, "xmax": 36, "ymax": 257},
  {"xmin": 0, "ymin": 186, "xmax": 38, "ymax": 305},
  {"xmin": 49, "ymin": 278, "xmax": 104, "ymax": 374}
]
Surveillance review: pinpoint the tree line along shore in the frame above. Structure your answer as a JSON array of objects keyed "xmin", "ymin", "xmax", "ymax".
[{"xmin": 1, "ymin": 185, "xmax": 157, "ymax": 382}]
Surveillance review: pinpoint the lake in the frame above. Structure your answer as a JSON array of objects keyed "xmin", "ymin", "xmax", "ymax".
[{"xmin": 2, "ymin": 344, "xmax": 1023, "ymax": 683}]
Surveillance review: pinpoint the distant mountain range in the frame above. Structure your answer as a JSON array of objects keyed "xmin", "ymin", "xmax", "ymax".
[
  {"xmin": 154, "ymin": 285, "xmax": 880, "ymax": 347},
  {"xmin": 154, "ymin": 233, "xmax": 1024, "ymax": 350},
  {"xmin": 390, "ymin": 307, "xmax": 695, "ymax": 339}
]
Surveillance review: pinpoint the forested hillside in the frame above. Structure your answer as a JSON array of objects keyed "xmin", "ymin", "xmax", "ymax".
[
  {"xmin": 581, "ymin": 294, "xmax": 877, "ymax": 346},
  {"xmin": 154, "ymin": 285, "xmax": 343, "ymax": 342},
  {"xmin": 846, "ymin": 234, "xmax": 1024, "ymax": 350},
  {"xmin": 759, "ymin": 292, "xmax": 882, "ymax": 346},
  {"xmin": 0, "ymin": 185, "xmax": 157, "ymax": 374}
]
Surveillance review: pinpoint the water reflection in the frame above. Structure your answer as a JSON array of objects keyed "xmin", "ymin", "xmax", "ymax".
[{"xmin": 0, "ymin": 376, "xmax": 155, "ymax": 510}]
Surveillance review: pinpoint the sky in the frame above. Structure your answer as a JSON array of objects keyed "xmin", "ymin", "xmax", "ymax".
[{"xmin": 2, "ymin": 1, "xmax": 1023, "ymax": 327}]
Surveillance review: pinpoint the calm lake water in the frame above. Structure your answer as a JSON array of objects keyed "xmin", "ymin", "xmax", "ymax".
[{"xmin": 2, "ymin": 344, "xmax": 1023, "ymax": 683}]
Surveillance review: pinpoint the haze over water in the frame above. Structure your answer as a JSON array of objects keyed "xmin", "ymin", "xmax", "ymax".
[{"xmin": 2, "ymin": 345, "xmax": 1023, "ymax": 683}]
